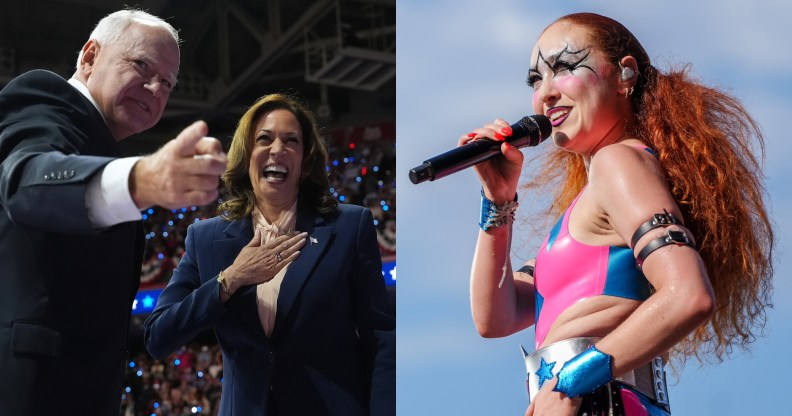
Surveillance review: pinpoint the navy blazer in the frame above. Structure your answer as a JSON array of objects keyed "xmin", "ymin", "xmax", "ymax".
[
  {"xmin": 144, "ymin": 203, "xmax": 395, "ymax": 415},
  {"xmin": 0, "ymin": 70, "xmax": 143, "ymax": 414}
]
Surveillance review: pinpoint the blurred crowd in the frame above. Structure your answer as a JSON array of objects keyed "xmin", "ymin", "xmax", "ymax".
[{"xmin": 120, "ymin": 344, "xmax": 223, "ymax": 416}]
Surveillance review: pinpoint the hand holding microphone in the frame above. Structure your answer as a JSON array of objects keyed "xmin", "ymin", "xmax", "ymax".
[{"xmin": 408, "ymin": 114, "xmax": 551, "ymax": 186}]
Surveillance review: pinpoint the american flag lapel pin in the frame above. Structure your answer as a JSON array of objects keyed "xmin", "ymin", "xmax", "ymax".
[{"xmin": 310, "ymin": 237, "xmax": 318, "ymax": 245}]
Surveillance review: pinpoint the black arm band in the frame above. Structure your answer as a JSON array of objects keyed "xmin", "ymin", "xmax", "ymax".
[
  {"xmin": 630, "ymin": 209, "xmax": 681, "ymax": 248},
  {"xmin": 635, "ymin": 230, "xmax": 696, "ymax": 268}
]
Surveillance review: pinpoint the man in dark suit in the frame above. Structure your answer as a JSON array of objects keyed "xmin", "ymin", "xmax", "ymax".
[{"xmin": 0, "ymin": 9, "xmax": 226, "ymax": 415}]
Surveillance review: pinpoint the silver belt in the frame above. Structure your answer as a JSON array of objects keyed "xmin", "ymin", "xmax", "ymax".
[{"xmin": 521, "ymin": 337, "xmax": 669, "ymax": 406}]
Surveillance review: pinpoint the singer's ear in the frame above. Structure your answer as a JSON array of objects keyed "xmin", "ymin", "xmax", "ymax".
[{"xmin": 618, "ymin": 56, "xmax": 638, "ymax": 87}]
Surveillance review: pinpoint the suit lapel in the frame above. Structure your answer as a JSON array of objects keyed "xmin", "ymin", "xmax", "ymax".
[
  {"xmin": 272, "ymin": 206, "xmax": 333, "ymax": 340},
  {"xmin": 213, "ymin": 217, "xmax": 268, "ymax": 342}
]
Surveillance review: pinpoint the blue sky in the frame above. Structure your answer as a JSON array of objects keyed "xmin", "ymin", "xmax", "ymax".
[{"xmin": 396, "ymin": 1, "xmax": 792, "ymax": 414}]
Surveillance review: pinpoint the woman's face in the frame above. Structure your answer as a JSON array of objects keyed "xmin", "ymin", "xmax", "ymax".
[
  {"xmin": 248, "ymin": 108, "xmax": 304, "ymax": 208},
  {"xmin": 528, "ymin": 21, "xmax": 628, "ymax": 153}
]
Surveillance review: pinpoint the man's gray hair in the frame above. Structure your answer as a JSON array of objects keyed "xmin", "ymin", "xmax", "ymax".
[{"xmin": 75, "ymin": 9, "xmax": 180, "ymax": 70}]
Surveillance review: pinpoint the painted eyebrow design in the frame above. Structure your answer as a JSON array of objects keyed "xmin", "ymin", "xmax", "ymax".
[{"xmin": 528, "ymin": 45, "xmax": 596, "ymax": 78}]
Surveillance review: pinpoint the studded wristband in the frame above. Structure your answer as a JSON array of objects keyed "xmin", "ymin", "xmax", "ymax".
[{"xmin": 479, "ymin": 188, "xmax": 518, "ymax": 231}]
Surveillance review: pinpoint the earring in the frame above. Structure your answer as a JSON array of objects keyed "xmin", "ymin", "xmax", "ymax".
[{"xmin": 620, "ymin": 66, "xmax": 635, "ymax": 81}]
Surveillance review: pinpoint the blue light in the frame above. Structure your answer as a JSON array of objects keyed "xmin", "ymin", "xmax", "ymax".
[
  {"xmin": 129, "ymin": 361, "xmax": 135, "ymax": 368},
  {"xmin": 178, "ymin": 213, "xmax": 184, "ymax": 219},
  {"xmin": 136, "ymin": 370, "xmax": 143, "ymax": 377},
  {"xmin": 174, "ymin": 359, "xmax": 181, "ymax": 366},
  {"xmin": 197, "ymin": 371, "xmax": 204, "ymax": 378},
  {"xmin": 194, "ymin": 218, "xmax": 200, "ymax": 223},
  {"xmin": 182, "ymin": 207, "xmax": 188, "ymax": 212},
  {"xmin": 355, "ymin": 177, "xmax": 362, "ymax": 183},
  {"xmin": 191, "ymin": 206, "xmax": 197, "ymax": 211},
  {"xmin": 329, "ymin": 187, "xmax": 335, "ymax": 193},
  {"xmin": 380, "ymin": 200, "xmax": 386, "ymax": 206},
  {"xmin": 373, "ymin": 220, "xmax": 379, "ymax": 226},
  {"xmin": 332, "ymin": 160, "xmax": 339, "ymax": 166},
  {"xmin": 349, "ymin": 156, "xmax": 355, "ymax": 163},
  {"xmin": 383, "ymin": 205, "xmax": 389, "ymax": 211},
  {"xmin": 168, "ymin": 220, "xmax": 174, "ymax": 226},
  {"xmin": 154, "ymin": 402, "xmax": 160, "ymax": 409},
  {"xmin": 147, "ymin": 208, "xmax": 154, "ymax": 215},
  {"xmin": 132, "ymin": 288, "xmax": 164, "ymax": 315},
  {"xmin": 382, "ymin": 261, "xmax": 396, "ymax": 286},
  {"xmin": 125, "ymin": 387, "xmax": 131, "ymax": 393},
  {"xmin": 343, "ymin": 157, "xmax": 349, "ymax": 163},
  {"xmin": 142, "ymin": 214, "xmax": 148, "ymax": 220},
  {"xmin": 373, "ymin": 166, "xmax": 380, "ymax": 172},
  {"xmin": 162, "ymin": 232, "xmax": 168, "ymax": 237},
  {"xmin": 339, "ymin": 195, "xmax": 346, "ymax": 202}
]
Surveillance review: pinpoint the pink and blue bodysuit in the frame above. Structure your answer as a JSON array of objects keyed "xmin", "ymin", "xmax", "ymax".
[
  {"xmin": 533, "ymin": 188, "xmax": 652, "ymax": 348},
  {"xmin": 530, "ymin": 149, "xmax": 672, "ymax": 415}
]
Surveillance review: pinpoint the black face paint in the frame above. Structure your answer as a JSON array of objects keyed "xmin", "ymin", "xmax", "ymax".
[{"xmin": 527, "ymin": 45, "xmax": 597, "ymax": 89}]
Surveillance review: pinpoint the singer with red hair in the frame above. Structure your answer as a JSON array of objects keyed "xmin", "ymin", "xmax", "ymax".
[{"xmin": 463, "ymin": 12, "xmax": 774, "ymax": 415}]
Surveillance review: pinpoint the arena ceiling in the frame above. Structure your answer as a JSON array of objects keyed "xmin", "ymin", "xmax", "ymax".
[{"xmin": 0, "ymin": 0, "xmax": 396, "ymax": 155}]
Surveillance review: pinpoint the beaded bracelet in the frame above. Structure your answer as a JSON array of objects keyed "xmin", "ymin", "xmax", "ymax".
[
  {"xmin": 552, "ymin": 345, "xmax": 613, "ymax": 398},
  {"xmin": 479, "ymin": 188, "xmax": 519, "ymax": 231}
]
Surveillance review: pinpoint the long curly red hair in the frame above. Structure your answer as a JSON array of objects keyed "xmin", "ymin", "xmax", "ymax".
[{"xmin": 523, "ymin": 13, "xmax": 775, "ymax": 365}]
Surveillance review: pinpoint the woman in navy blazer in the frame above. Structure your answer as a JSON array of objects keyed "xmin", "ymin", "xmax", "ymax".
[{"xmin": 144, "ymin": 94, "xmax": 395, "ymax": 415}]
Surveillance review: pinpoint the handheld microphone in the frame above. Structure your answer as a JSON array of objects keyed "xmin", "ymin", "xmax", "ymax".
[{"xmin": 408, "ymin": 114, "xmax": 552, "ymax": 184}]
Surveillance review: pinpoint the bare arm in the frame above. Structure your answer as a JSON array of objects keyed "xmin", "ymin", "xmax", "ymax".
[
  {"xmin": 588, "ymin": 144, "xmax": 714, "ymax": 376},
  {"xmin": 465, "ymin": 119, "xmax": 537, "ymax": 337}
]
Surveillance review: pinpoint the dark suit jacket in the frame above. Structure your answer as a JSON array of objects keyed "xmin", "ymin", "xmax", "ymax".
[
  {"xmin": 0, "ymin": 70, "xmax": 143, "ymax": 415},
  {"xmin": 144, "ymin": 204, "xmax": 395, "ymax": 415}
]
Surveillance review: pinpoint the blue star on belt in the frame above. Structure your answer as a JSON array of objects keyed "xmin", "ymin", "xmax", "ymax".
[{"xmin": 535, "ymin": 357, "xmax": 556, "ymax": 389}]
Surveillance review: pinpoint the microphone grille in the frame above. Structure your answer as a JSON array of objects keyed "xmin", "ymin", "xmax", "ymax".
[{"xmin": 518, "ymin": 114, "xmax": 552, "ymax": 147}]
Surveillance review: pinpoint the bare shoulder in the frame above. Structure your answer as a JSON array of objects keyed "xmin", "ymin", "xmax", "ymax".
[
  {"xmin": 588, "ymin": 142, "xmax": 667, "ymax": 200},
  {"xmin": 587, "ymin": 142, "xmax": 682, "ymax": 241}
]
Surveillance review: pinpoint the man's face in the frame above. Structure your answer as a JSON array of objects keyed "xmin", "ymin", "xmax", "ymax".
[{"xmin": 82, "ymin": 21, "xmax": 180, "ymax": 140}]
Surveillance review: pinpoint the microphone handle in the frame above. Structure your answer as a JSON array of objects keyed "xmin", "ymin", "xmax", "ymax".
[{"xmin": 408, "ymin": 119, "xmax": 540, "ymax": 184}]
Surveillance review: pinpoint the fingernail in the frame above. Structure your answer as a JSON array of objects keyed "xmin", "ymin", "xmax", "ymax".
[
  {"xmin": 493, "ymin": 132, "xmax": 505, "ymax": 141},
  {"xmin": 501, "ymin": 126, "xmax": 512, "ymax": 136},
  {"xmin": 467, "ymin": 132, "xmax": 476, "ymax": 138},
  {"xmin": 503, "ymin": 142, "xmax": 512, "ymax": 150}
]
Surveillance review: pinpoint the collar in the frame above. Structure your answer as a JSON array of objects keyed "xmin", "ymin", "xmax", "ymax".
[{"xmin": 67, "ymin": 77, "xmax": 107, "ymax": 124}]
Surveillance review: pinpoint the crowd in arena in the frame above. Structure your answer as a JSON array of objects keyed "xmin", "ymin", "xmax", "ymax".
[{"xmin": 120, "ymin": 344, "xmax": 223, "ymax": 416}]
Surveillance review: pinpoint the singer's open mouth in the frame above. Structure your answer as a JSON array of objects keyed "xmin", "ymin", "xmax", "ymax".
[{"xmin": 546, "ymin": 107, "xmax": 571, "ymax": 127}]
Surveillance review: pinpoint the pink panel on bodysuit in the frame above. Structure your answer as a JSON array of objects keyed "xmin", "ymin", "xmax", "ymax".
[
  {"xmin": 620, "ymin": 388, "xmax": 650, "ymax": 416},
  {"xmin": 534, "ymin": 191, "xmax": 609, "ymax": 348}
]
